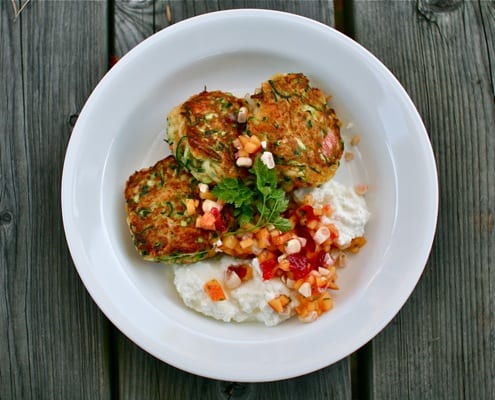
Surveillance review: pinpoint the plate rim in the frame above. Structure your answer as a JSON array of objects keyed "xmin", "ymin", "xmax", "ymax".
[{"xmin": 61, "ymin": 8, "xmax": 439, "ymax": 382}]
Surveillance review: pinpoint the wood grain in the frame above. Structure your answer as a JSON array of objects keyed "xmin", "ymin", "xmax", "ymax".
[
  {"xmin": 154, "ymin": 0, "xmax": 335, "ymax": 30},
  {"xmin": 0, "ymin": 1, "xmax": 112, "ymax": 398},
  {"xmin": 353, "ymin": 1, "xmax": 495, "ymax": 398},
  {"xmin": 117, "ymin": 334, "xmax": 351, "ymax": 400},
  {"xmin": 114, "ymin": 0, "xmax": 155, "ymax": 58},
  {"xmin": 114, "ymin": 0, "xmax": 335, "ymax": 58},
  {"xmin": 3, "ymin": 0, "xmax": 493, "ymax": 398}
]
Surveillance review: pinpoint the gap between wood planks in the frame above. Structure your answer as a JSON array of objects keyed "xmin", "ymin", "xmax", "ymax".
[{"xmin": 334, "ymin": 0, "xmax": 355, "ymax": 39}]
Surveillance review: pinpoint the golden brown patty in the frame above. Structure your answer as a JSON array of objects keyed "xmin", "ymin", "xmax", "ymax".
[
  {"xmin": 124, "ymin": 156, "xmax": 217, "ymax": 264},
  {"xmin": 167, "ymin": 90, "xmax": 247, "ymax": 184},
  {"xmin": 247, "ymin": 73, "xmax": 343, "ymax": 189}
]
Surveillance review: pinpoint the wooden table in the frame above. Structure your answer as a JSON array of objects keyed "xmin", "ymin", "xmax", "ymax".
[{"xmin": 2, "ymin": 1, "xmax": 494, "ymax": 398}]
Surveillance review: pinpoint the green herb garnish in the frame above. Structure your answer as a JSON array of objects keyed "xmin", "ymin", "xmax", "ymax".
[{"xmin": 212, "ymin": 155, "xmax": 292, "ymax": 232}]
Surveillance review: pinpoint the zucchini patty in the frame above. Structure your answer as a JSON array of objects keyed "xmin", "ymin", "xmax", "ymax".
[
  {"xmin": 124, "ymin": 156, "xmax": 218, "ymax": 264},
  {"xmin": 167, "ymin": 90, "xmax": 247, "ymax": 184},
  {"xmin": 247, "ymin": 73, "xmax": 343, "ymax": 189}
]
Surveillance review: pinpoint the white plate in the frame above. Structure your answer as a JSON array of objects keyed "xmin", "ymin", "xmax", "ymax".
[{"xmin": 62, "ymin": 9, "xmax": 438, "ymax": 382}]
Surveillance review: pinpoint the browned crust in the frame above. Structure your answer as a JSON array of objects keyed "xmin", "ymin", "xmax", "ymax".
[
  {"xmin": 124, "ymin": 156, "xmax": 217, "ymax": 264},
  {"xmin": 247, "ymin": 73, "xmax": 343, "ymax": 189},
  {"xmin": 168, "ymin": 90, "xmax": 247, "ymax": 183}
]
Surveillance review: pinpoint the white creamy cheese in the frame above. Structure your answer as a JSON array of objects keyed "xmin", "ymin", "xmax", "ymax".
[
  {"xmin": 174, "ymin": 180, "xmax": 370, "ymax": 326},
  {"xmin": 174, "ymin": 256, "xmax": 297, "ymax": 326},
  {"xmin": 294, "ymin": 180, "xmax": 370, "ymax": 248}
]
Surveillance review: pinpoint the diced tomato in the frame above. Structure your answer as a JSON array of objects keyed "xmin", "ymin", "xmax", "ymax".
[
  {"xmin": 296, "ymin": 226, "xmax": 316, "ymax": 252},
  {"xmin": 211, "ymin": 207, "xmax": 228, "ymax": 232},
  {"xmin": 287, "ymin": 254, "xmax": 308, "ymax": 280},
  {"xmin": 298, "ymin": 205, "xmax": 319, "ymax": 223},
  {"xmin": 308, "ymin": 250, "xmax": 326, "ymax": 269},
  {"xmin": 228, "ymin": 264, "xmax": 248, "ymax": 280},
  {"xmin": 260, "ymin": 259, "xmax": 277, "ymax": 280}
]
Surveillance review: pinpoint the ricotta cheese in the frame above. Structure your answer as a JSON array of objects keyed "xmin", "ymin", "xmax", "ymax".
[
  {"xmin": 174, "ymin": 256, "xmax": 297, "ymax": 326},
  {"xmin": 294, "ymin": 180, "xmax": 370, "ymax": 248}
]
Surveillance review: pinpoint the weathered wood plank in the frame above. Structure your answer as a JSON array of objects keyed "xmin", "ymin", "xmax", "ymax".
[
  {"xmin": 155, "ymin": 0, "xmax": 335, "ymax": 31},
  {"xmin": 0, "ymin": 1, "xmax": 112, "ymax": 398},
  {"xmin": 112, "ymin": 1, "xmax": 352, "ymax": 398},
  {"xmin": 114, "ymin": 0, "xmax": 335, "ymax": 59},
  {"xmin": 117, "ymin": 334, "xmax": 350, "ymax": 400},
  {"xmin": 114, "ymin": 0, "xmax": 155, "ymax": 58},
  {"xmin": 0, "ymin": 2, "xmax": 29, "ymax": 397},
  {"xmin": 352, "ymin": 1, "xmax": 495, "ymax": 398}
]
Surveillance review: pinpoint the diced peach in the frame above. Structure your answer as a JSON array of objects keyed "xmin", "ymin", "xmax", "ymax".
[
  {"xmin": 232, "ymin": 138, "xmax": 242, "ymax": 149},
  {"xmin": 238, "ymin": 135, "xmax": 250, "ymax": 147},
  {"xmin": 241, "ymin": 265, "xmax": 253, "ymax": 281},
  {"xmin": 237, "ymin": 149, "xmax": 249, "ymax": 158},
  {"xmin": 243, "ymin": 141, "xmax": 260, "ymax": 154},
  {"xmin": 204, "ymin": 279, "xmax": 226, "ymax": 301},
  {"xmin": 306, "ymin": 300, "xmax": 317, "ymax": 312},
  {"xmin": 186, "ymin": 199, "xmax": 197, "ymax": 216},
  {"xmin": 222, "ymin": 235, "xmax": 238, "ymax": 249},
  {"xmin": 268, "ymin": 297, "xmax": 283, "ymax": 313},
  {"xmin": 257, "ymin": 250, "xmax": 275, "ymax": 264},
  {"xmin": 268, "ymin": 294, "xmax": 290, "ymax": 313},
  {"xmin": 293, "ymin": 279, "xmax": 304, "ymax": 291},
  {"xmin": 318, "ymin": 292, "xmax": 333, "ymax": 312},
  {"xmin": 197, "ymin": 212, "xmax": 216, "ymax": 230},
  {"xmin": 316, "ymin": 276, "xmax": 328, "ymax": 288},
  {"xmin": 255, "ymin": 228, "xmax": 270, "ymax": 249},
  {"xmin": 239, "ymin": 237, "xmax": 254, "ymax": 249},
  {"xmin": 328, "ymin": 280, "xmax": 339, "ymax": 290},
  {"xmin": 271, "ymin": 232, "xmax": 292, "ymax": 246},
  {"xmin": 250, "ymin": 134, "xmax": 261, "ymax": 147},
  {"xmin": 347, "ymin": 236, "xmax": 367, "ymax": 254}
]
